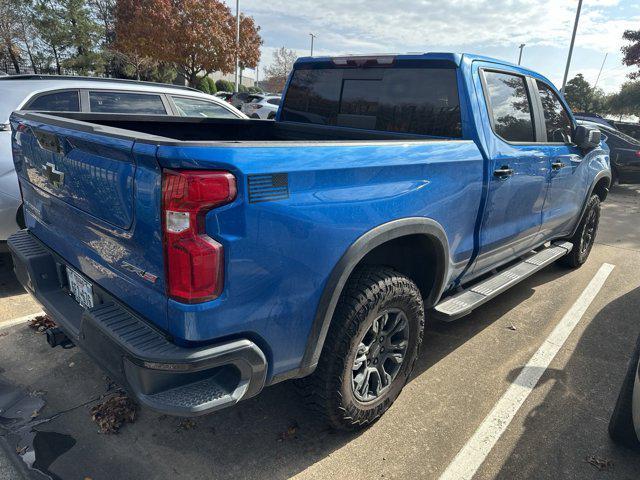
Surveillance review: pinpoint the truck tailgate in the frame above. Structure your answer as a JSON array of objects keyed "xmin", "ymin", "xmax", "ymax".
[{"xmin": 11, "ymin": 114, "xmax": 168, "ymax": 331}]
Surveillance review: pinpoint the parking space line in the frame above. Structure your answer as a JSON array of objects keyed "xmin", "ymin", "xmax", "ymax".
[
  {"xmin": 0, "ymin": 311, "xmax": 46, "ymax": 331},
  {"xmin": 439, "ymin": 263, "xmax": 615, "ymax": 480}
]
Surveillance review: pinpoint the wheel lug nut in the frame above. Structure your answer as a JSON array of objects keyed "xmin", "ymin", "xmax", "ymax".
[
  {"xmin": 373, "ymin": 358, "xmax": 378, "ymax": 365},
  {"xmin": 379, "ymin": 336, "xmax": 384, "ymax": 342},
  {"xmin": 367, "ymin": 359, "xmax": 370, "ymax": 365},
  {"xmin": 380, "ymin": 347, "xmax": 385, "ymax": 352}
]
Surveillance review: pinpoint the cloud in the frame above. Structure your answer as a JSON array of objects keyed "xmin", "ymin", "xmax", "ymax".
[{"xmin": 231, "ymin": 0, "xmax": 639, "ymax": 92}]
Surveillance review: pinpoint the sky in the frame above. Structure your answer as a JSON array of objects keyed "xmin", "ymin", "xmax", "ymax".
[{"xmin": 225, "ymin": 0, "xmax": 640, "ymax": 94}]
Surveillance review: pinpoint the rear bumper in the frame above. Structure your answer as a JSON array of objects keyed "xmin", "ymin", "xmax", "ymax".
[{"xmin": 8, "ymin": 229, "xmax": 267, "ymax": 417}]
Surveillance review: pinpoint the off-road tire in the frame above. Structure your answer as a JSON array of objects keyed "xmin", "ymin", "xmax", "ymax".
[
  {"xmin": 559, "ymin": 194, "xmax": 601, "ymax": 268},
  {"xmin": 298, "ymin": 266, "xmax": 425, "ymax": 431},
  {"xmin": 609, "ymin": 334, "xmax": 640, "ymax": 450}
]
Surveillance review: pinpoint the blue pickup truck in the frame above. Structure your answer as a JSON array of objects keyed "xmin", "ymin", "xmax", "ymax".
[{"xmin": 8, "ymin": 53, "xmax": 609, "ymax": 430}]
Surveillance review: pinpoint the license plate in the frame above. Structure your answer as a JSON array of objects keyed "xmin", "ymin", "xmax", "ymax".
[{"xmin": 67, "ymin": 267, "xmax": 94, "ymax": 309}]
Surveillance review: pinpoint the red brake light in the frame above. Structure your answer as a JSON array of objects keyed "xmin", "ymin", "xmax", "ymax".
[
  {"xmin": 162, "ymin": 170, "xmax": 236, "ymax": 303},
  {"xmin": 635, "ymin": 151, "xmax": 640, "ymax": 158}
]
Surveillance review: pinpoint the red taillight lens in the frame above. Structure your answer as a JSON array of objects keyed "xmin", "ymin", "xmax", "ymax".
[
  {"xmin": 162, "ymin": 170, "xmax": 236, "ymax": 303},
  {"xmin": 635, "ymin": 151, "xmax": 640, "ymax": 158}
]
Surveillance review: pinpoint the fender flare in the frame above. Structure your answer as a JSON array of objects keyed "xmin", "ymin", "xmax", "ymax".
[
  {"xmin": 569, "ymin": 170, "xmax": 611, "ymax": 237},
  {"xmin": 298, "ymin": 217, "xmax": 450, "ymax": 377}
]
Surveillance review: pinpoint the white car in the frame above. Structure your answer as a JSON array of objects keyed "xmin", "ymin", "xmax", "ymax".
[
  {"xmin": 241, "ymin": 95, "xmax": 281, "ymax": 120},
  {"xmin": 0, "ymin": 75, "xmax": 247, "ymax": 243}
]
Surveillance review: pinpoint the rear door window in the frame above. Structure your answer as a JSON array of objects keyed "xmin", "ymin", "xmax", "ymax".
[
  {"xmin": 267, "ymin": 98, "xmax": 281, "ymax": 106},
  {"xmin": 536, "ymin": 81, "xmax": 574, "ymax": 143},
  {"xmin": 25, "ymin": 90, "xmax": 80, "ymax": 112},
  {"xmin": 483, "ymin": 71, "xmax": 535, "ymax": 143},
  {"xmin": 89, "ymin": 91, "xmax": 167, "ymax": 114},
  {"xmin": 281, "ymin": 66, "xmax": 462, "ymax": 137}
]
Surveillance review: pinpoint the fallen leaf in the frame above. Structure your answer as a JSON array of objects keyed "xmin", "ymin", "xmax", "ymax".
[
  {"xmin": 176, "ymin": 419, "xmax": 197, "ymax": 432},
  {"xmin": 277, "ymin": 421, "xmax": 299, "ymax": 441},
  {"xmin": 90, "ymin": 391, "xmax": 138, "ymax": 434},
  {"xmin": 586, "ymin": 454, "xmax": 613, "ymax": 471},
  {"xmin": 28, "ymin": 315, "xmax": 55, "ymax": 333},
  {"xmin": 507, "ymin": 323, "xmax": 517, "ymax": 331}
]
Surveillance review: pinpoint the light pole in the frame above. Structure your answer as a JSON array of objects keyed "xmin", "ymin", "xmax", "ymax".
[
  {"xmin": 234, "ymin": 0, "xmax": 240, "ymax": 93},
  {"xmin": 309, "ymin": 33, "xmax": 316, "ymax": 56},
  {"xmin": 517, "ymin": 43, "xmax": 525, "ymax": 65},
  {"xmin": 593, "ymin": 52, "xmax": 608, "ymax": 91},
  {"xmin": 561, "ymin": 0, "xmax": 583, "ymax": 93}
]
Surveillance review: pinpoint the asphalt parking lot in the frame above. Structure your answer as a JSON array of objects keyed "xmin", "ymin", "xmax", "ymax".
[{"xmin": 1, "ymin": 184, "xmax": 639, "ymax": 480}]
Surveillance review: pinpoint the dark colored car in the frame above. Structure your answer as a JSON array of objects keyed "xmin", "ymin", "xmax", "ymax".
[
  {"xmin": 609, "ymin": 333, "xmax": 640, "ymax": 450},
  {"xmin": 574, "ymin": 113, "xmax": 614, "ymax": 129},
  {"xmin": 579, "ymin": 120, "xmax": 640, "ymax": 184},
  {"xmin": 613, "ymin": 121, "xmax": 640, "ymax": 142},
  {"xmin": 228, "ymin": 92, "xmax": 251, "ymax": 109}
]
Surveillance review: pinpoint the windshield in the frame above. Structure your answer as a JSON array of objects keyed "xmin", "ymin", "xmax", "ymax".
[{"xmin": 281, "ymin": 65, "xmax": 462, "ymax": 137}]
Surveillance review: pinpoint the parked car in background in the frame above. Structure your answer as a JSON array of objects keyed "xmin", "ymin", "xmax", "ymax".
[
  {"xmin": 609, "ymin": 332, "xmax": 640, "ymax": 450},
  {"xmin": 227, "ymin": 91, "xmax": 252, "ymax": 109},
  {"xmin": 579, "ymin": 119, "xmax": 640, "ymax": 184},
  {"xmin": 574, "ymin": 113, "xmax": 614, "ymax": 129},
  {"xmin": 0, "ymin": 75, "xmax": 247, "ymax": 243},
  {"xmin": 215, "ymin": 92, "xmax": 233, "ymax": 102},
  {"xmin": 613, "ymin": 121, "xmax": 640, "ymax": 142},
  {"xmin": 241, "ymin": 95, "xmax": 281, "ymax": 119},
  {"xmin": 8, "ymin": 53, "xmax": 609, "ymax": 430}
]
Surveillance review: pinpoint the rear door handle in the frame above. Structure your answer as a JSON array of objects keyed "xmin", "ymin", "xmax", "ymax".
[
  {"xmin": 493, "ymin": 166, "xmax": 514, "ymax": 178},
  {"xmin": 552, "ymin": 161, "xmax": 566, "ymax": 170}
]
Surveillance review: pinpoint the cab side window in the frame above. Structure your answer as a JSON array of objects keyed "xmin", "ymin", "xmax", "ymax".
[
  {"xmin": 536, "ymin": 81, "xmax": 573, "ymax": 143},
  {"xmin": 483, "ymin": 71, "xmax": 535, "ymax": 143}
]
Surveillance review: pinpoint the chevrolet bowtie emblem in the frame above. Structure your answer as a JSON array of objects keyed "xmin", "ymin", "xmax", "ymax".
[{"xmin": 43, "ymin": 162, "xmax": 64, "ymax": 187}]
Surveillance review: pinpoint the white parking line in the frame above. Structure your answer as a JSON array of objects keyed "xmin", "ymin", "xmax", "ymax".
[
  {"xmin": 439, "ymin": 262, "xmax": 615, "ymax": 480},
  {"xmin": 0, "ymin": 311, "xmax": 46, "ymax": 331}
]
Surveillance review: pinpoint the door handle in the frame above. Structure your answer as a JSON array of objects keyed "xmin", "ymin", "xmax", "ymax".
[
  {"xmin": 552, "ymin": 161, "xmax": 566, "ymax": 170},
  {"xmin": 493, "ymin": 166, "xmax": 514, "ymax": 178}
]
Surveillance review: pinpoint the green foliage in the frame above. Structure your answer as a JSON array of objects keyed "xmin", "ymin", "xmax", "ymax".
[
  {"xmin": 196, "ymin": 76, "xmax": 217, "ymax": 94},
  {"xmin": 564, "ymin": 74, "xmax": 593, "ymax": 112},
  {"xmin": 622, "ymin": 29, "xmax": 640, "ymax": 80},
  {"xmin": 247, "ymin": 85, "xmax": 263, "ymax": 93},
  {"xmin": 215, "ymin": 79, "xmax": 234, "ymax": 92},
  {"xmin": 238, "ymin": 83, "xmax": 248, "ymax": 93},
  {"xmin": 608, "ymin": 81, "xmax": 640, "ymax": 117}
]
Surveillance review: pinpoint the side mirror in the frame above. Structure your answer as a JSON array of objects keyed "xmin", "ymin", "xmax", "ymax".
[{"xmin": 574, "ymin": 125, "xmax": 601, "ymax": 151}]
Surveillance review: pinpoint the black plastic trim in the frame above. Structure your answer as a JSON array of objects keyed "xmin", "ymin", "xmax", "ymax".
[
  {"xmin": 297, "ymin": 218, "xmax": 450, "ymax": 377},
  {"xmin": 569, "ymin": 170, "xmax": 611, "ymax": 237},
  {"xmin": 8, "ymin": 230, "xmax": 267, "ymax": 416}
]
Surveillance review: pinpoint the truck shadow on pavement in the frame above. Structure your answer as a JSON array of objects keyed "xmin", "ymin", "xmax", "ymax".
[
  {"xmin": 0, "ymin": 261, "xmax": 574, "ymax": 480},
  {"xmin": 492, "ymin": 286, "xmax": 640, "ymax": 480}
]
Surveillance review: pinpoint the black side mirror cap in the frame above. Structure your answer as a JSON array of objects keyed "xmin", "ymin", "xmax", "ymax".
[{"xmin": 574, "ymin": 125, "xmax": 602, "ymax": 151}]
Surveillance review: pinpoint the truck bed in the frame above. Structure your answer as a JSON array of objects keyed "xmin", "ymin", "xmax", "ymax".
[{"xmin": 31, "ymin": 112, "xmax": 451, "ymax": 144}]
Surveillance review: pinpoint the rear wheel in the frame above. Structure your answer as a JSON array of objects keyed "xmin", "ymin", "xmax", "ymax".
[
  {"xmin": 298, "ymin": 266, "xmax": 424, "ymax": 430},
  {"xmin": 559, "ymin": 195, "xmax": 601, "ymax": 268}
]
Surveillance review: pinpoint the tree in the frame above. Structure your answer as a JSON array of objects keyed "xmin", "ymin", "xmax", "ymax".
[
  {"xmin": 215, "ymin": 79, "xmax": 234, "ymax": 92},
  {"xmin": 622, "ymin": 29, "xmax": 640, "ymax": 80},
  {"xmin": 33, "ymin": 0, "xmax": 69, "ymax": 74},
  {"xmin": 0, "ymin": 0, "xmax": 25, "ymax": 73},
  {"xmin": 563, "ymin": 74, "xmax": 593, "ymax": 112},
  {"xmin": 263, "ymin": 47, "xmax": 297, "ymax": 92},
  {"xmin": 609, "ymin": 81, "xmax": 640, "ymax": 119},
  {"xmin": 115, "ymin": 0, "xmax": 261, "ymax": 88},
  {"xmin": 113, "ymin": 0, "xmax": 165, "ymax": 80}
]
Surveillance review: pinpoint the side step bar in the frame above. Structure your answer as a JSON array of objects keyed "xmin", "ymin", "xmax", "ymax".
[{"xmin": 433, "ymin": 241, "xmax": 573, "ymax": 321}]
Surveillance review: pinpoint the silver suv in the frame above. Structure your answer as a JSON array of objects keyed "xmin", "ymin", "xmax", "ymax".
[{"xmin": 0, "ymin": 75, "xmax": 247, "ymax": 242}]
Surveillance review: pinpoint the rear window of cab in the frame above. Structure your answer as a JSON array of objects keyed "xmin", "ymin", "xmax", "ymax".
[{"xmin": 281, "ymin": 66, "xmax": 462, "ymax": 138}]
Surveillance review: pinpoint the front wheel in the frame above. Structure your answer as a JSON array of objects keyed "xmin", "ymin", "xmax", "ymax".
[
  {"xmin": 298, "ymin": 266, "xmax": 424, "ymax": 430},
  {"xmin": 559, "ymin": 194, "xmax": 601, "ymax": 268}
]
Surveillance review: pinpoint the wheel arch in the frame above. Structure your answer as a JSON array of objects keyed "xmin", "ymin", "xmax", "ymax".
[
  {"xmin": 297, "ymin": 217, "xmax": 450, "ymax": 378},
  {"xmin": 569, "ymin": 170, "xmax": 611, "ymax": 238}
]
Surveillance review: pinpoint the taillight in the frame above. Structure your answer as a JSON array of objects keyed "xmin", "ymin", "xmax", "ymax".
[
  {"xmin": 162, "ymin": 169, "xmax": 236, "ymax": 303},
  {"xmin": 635, "ymin": 151, "xmax": 640, "ymax": 158}
]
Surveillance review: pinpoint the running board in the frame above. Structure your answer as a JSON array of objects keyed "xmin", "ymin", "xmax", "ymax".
[{"xmin": 433, "ymin": 241, "xmax": 573, "ymax": 321}]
